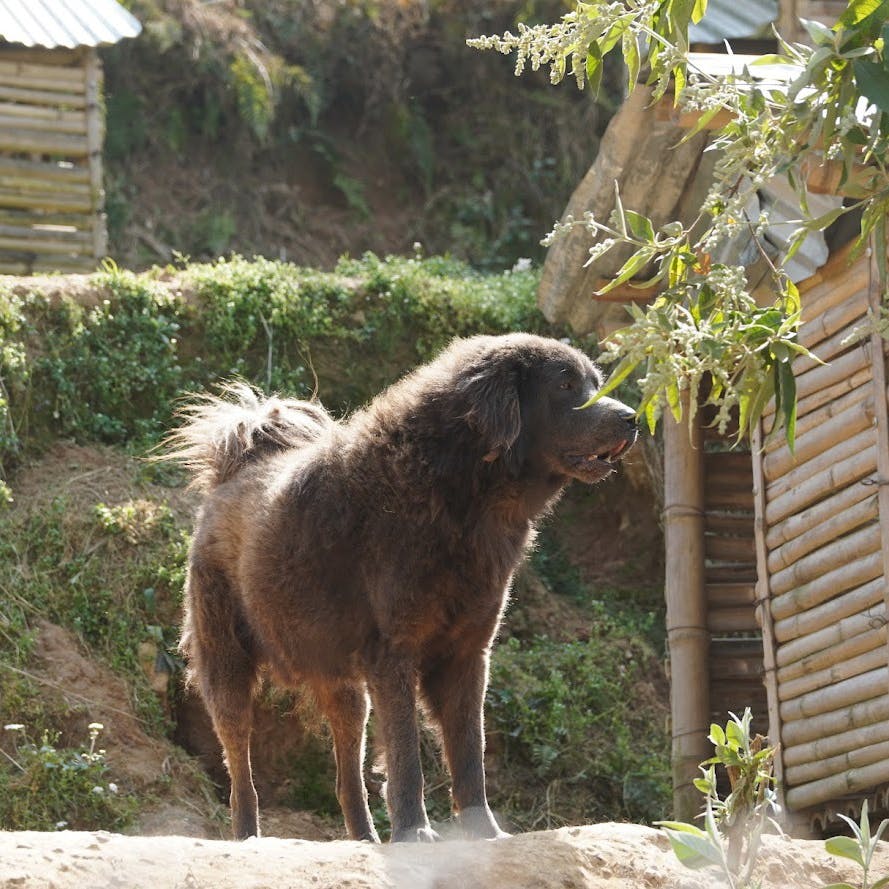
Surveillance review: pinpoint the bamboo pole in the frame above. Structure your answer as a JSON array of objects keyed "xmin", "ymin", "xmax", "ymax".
[
  {"xmin": 751, "ymin": 422, "xmax": 785, "ymax": 804},
  {"xmin": 0, "ymin": 235, "xmax": 90, "ymax": 254},
  {"xmin": 772, "ymin": 551, "xmax": 883, "ymax": 627},
  {"xmin": 84, "ymin": 49, "xmax": 105, "ymax": 260},
  {"xmin": 705, "ymin": 513, "xmax": 754, "ymax": 536},
  {"xmin": 765, "ymin": 422, "xmax": 874, "ymax": 500},
  {"xmin": 705, "ymin": 564, "xmax": 757, "ymax": 584},
  {"xmin": 0, "ymin": 102, "xmax": 86, "ymax": 124},
  {"xmin": 0, "ymin": 59, "xmax": 88, "ymax": 83},
  {"xmin": 763, "ymin": 344, "xmax": 870, "ymax": 418},
  {"xmin": 778, "ymin": 645, "xmax": 888, "ymax": 704},
  {"xmin": 782, "ymin": 694, "xmax": 889, "ymax": 747},
  {"xmin": 706, "ymin": 583, "xmax": 755, "ymax": 607},
  {"xmin": 708, "ymin": 607, "xmax": 759, "ymax": 634},
  {"xmin": 0, "ymin": 84, "xmax": 87, "ymax": 107},
  {"xmin": 763, "ymin": 394, "xmax": 875, "ymax": 481},
  {"xmin": 0, "ymin": 189, "xmax": 92, "ymax": 212},
  {"xmin": 705, "ymin": 535, "xmax": 756, "ymax": 562},
  {"xmin": 767, "ymin": 480, "xmax": 876, "ymax": 552},
  {"xmin": 865, "ymin": 235, "xmax": 889, "ymax": 688},
  {"xmin": 0, "ymin": 130, "xmax": 89, "ymax": 156},
  {"xmin": 774, "ymin": 577, "xmax": 884, "ymax": 645},
  {"xmin": 0, "ymin": 224, "xmax": 90, "ymax": 243},
  {"xmin": 0, "ymin": 157, "xmax": 90, "ymax": 183},
  {"xmin": 777, "ymin": 611, "xmax": 887, "ymax": 675},
  {"xmin": 705, "ymin": 487, "xmax": 754, "ymax": 510},
  {"xmin": 795, "ymin": 366, "xmax": 873, "ymax": 420},
  {"xmin": 711, "ymin": 656, "xmax": 763, "ymax": 680},
  {"xmin": 664, "ymin": 391, "xmax": 710, "ymax": 822},
  {"xmin": 765, "ymin": 444, "xmax": 876, "ymax": 526},
  {"xmin": 785, "ymin": 758, "xmax": 889, "ymax": 811},
  {"xmin": 768, "ymin": 494, "xmax": 878, "ymax": 575},
  {"xmin": 797, "ymin": 285, "xmax": 869, "ymax": 349},
  {"xmin": 0, "ymin": 175, "xmax": 92, "ymax": 195},
  {"xmin": 764, "ymin": 381, "xmax": 871, "ymax": 455},
  {"xmin": 779, "ymin": 666, "xmax": 888, "ymax": 722},
  {"xmin": 0, "ymin": 114, "xmax": 86, "ymax": 135},
  {"xmin": 786, "ymin": 738, "xmax": 889, "ymax": 787},
  {"xmin": 770, "ymin": 523, "xmax": 881, "ymax": 597},
  {"xmin": 0, "ymin": 210, "xmax": 92, "ymax": 230},
  {"xmin": 784, "ymin": 712, "xmax": 889, "ymax": 767}
]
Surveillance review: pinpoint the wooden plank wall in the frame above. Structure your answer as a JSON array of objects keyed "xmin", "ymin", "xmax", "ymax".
[
  {"xmin": 755, "ymin": 247, "xmax": 889, "ymax": 827},
  {"xmin": 0, "ymin": 46, "xmax": 104, "ymax": 274},
  {"xmin": 703, "ymin": 439, "xmax": 768, "ymax": 741}
]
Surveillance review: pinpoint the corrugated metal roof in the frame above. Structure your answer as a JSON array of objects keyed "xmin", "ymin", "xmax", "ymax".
[
  {"xmin": 0, "ymin": 0, "xmax": 141, "ymax": 49},
  {"xmin": 689, "ymin": 0, "xmax": 778, "ymax": 43}
]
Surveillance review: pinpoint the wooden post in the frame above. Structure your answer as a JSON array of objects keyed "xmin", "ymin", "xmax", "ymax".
[
  {"xmin": 867, "ymin": 236, "xmax": 889, "ymax": 681},
  {"xmin": 663, "ymin": 390, "xmax": 709, "ymax": 821},
  {"xmin": 83, "ymin": 47, "xmax": 106, "ymax": 262},
  {"xmin": 752, "ymin": 423, "xmax": 787, "ymax": 813}
]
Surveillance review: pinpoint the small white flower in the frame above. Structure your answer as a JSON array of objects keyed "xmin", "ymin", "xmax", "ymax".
[
  {"xmin": 55, "ymin": 821, "xmax": 68, "ymax": 829},
  {"xmin": 108, "ymin": 783, "xmax": 119, "ymax": 794},
  {"xmin": 92, "ymin": 786, "xmax": 104, "ymax": 795},
  {"xmin": 3, "ymin": 724, "xmax": 24, "ymax": 731},
  {"xmin": 88, "ymin": 722, "xmax": 104, "ymax": 731}
]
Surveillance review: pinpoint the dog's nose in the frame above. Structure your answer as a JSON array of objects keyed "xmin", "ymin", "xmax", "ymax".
[{"xmin": 618, "ymin": 406, "xmax": 638, "ymax": 432}]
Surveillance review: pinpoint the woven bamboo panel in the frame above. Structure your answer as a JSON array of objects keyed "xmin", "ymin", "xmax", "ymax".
[
  {"xmin": 0, "ymin": 46, "xmax": 104, "ymax": 274},
  {"xmin": 757, "ymin": 250, "xmax": 889, "ymax": 820}
]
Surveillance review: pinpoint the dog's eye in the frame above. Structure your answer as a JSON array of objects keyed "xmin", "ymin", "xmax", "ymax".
[{"xmin": 559, "ymin": 380, "xmax": 573, "ymax": 390}]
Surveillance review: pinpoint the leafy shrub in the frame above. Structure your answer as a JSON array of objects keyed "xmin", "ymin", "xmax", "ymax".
[
  {"xmin": 0, "ymin": 723, "xmax": 137, "ymax": 831},
  {"xmin": 486, "ymin": 631, "xmax": 670, "ymax": 826}
]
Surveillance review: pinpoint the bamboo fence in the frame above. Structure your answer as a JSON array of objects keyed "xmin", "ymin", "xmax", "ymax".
[
  {"xmin": 752, "ymin": 244, "xmax": 889, "ymax": 823},
  {"xmin": 0, "ymin": 47, "xmax": 105, "ymax": 274}
]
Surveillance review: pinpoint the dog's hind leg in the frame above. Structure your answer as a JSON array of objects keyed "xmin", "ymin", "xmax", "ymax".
[
  {"xmin": 315, "ymin": 680, "xmax": 379, "ymax": 842},
  {"xmin": 183, "ymin": 561, "xmax": 260, "ymax": 839},
  {"xmin": 421, "ymin": 650, "xmax": 507, "ymax": 839}
]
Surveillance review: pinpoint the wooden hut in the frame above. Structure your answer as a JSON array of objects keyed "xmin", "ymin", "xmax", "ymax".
[
  {"xmin": 539, "ymin": 42, "xmax": 888, "ymax": 831},
  {"xmin": 0, "ymin": 0, "xmax": 140, "ymax": 274}
]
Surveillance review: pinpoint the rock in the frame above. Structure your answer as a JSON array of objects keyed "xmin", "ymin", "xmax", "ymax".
[{"xmin": 0, "ymin": 822, "xmax": 884, "ymax": 889}]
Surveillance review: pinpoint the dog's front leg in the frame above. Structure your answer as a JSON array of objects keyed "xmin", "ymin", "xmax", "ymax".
[
  {"xmin": 421, "ymin": 650, "xmax": 508, "ymax": 840},
  {"xmin": 368, "ymin": 657, "xmax": 439, "ymax": 842}
]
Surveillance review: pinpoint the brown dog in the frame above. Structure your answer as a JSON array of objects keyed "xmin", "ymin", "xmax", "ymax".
[{"xmin": 168, "ymin": 333, "xmax": 637, "ymax": 842}]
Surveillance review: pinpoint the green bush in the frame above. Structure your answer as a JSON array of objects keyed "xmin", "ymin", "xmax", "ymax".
[
  {"xmin": 0, "ymin": 723, "xmax": 137, "ymax": 831},
  {"xmin": 0, "ymin": 253, "xmax": 561, "ymax": 471},
  {"xmin": 487, "ymin": 630, "xmax": 670, "ymax": 826}
]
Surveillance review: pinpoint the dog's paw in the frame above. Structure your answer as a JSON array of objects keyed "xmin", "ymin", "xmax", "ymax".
[{"xmin": 392, "ymin": 826, "xmax": 441, "ymax": 843}]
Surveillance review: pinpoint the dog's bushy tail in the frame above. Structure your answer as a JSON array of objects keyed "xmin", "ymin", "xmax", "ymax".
[{"xmin": 163, "ymin": 382, "xmax": 333, "ymax": 491}]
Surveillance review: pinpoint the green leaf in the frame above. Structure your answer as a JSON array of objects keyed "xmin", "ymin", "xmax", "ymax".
[
  {"xmin": 644, "ymin": 399, "xmax": 658, "ymax": 436},
  {"xmin": 624, "ymin": 210, "xmax": 656, "ymax": 242},
  {"xmin": 691, "ymin": 0, "xmax": 707, "ymax": 24},
  {"xmin": 854, "ymin": 59, "xmax": 889, "ymax": 113},
  {"xmin": 837, "ymin": 0, "xmax": 887, "ymax": 26},
  {"xmin": 870, "ymin": 876, "xmax": 889, "ymax": 889},
  {"xmin": 578, "ymin": 355, "xmax": 638, "ymax": 407},
  {"xmin": 595, "ymin": 249, "xmax": 653, "ymax": 291},
  {"xmin": 779, "ymin": 361, "xmax": 797, "ymax": 451},
  {"xmin": 709, "ymin": 723, "xmax": 726, "ymax": 746},
  {"xmin": 801, "ymin": 17, "xmax": 836, "ymax": 46},
  {"xmin": 586, "ymin": 42, "xmax": 604, "ymax": 95},
  {"xmin": 622, "ymin": 29, "xmax": 640, "ymax": 93},
  {"xmin": 824, "ymin": 835, "xmax": 866, "ymax": 867}
]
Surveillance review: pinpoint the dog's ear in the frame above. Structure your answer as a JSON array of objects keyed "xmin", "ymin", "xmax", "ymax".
[{"xmin": 456, "ymin": 359, "xmax": 522, "ymax": 462}]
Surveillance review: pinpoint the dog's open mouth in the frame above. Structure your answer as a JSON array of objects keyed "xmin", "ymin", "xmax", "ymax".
[{"xmin": 567, "ymin": 438, "xmax": 633, "ymax": 475}]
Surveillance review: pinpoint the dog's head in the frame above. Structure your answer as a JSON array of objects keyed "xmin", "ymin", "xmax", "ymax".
[{"xmin": 453, "ymin": 334, "xmax": 638, "ymax": 483}]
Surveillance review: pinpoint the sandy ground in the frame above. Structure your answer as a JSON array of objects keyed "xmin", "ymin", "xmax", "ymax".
[{"xmin": 2, "ymin": 822, "xmax": 887, "ymax": 889}]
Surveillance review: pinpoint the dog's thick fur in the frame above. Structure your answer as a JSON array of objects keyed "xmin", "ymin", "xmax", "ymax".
[{"xmin": 169, "ymin": 333, "xmax": 637, "ymax": 842}]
